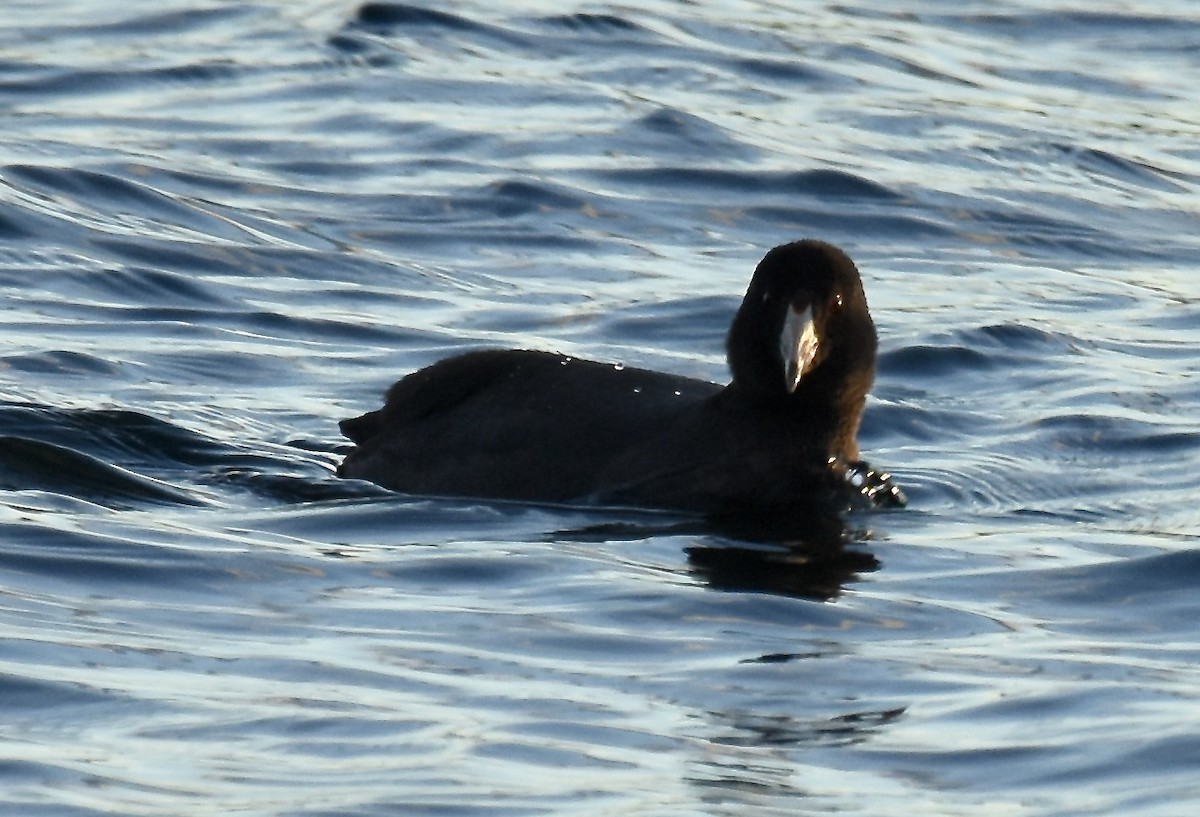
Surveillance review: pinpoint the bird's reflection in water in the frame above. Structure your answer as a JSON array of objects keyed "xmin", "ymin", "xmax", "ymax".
[
  {"xmin": 555, "ymin": 501, "xmax": 887, "ymax": 602},
  {"xmin": 685, "ymin": 539, "xmax": 878, "ymax": 602},
  {"xmin": 688, "ymin": 507, "xmax": 880, "ymax": 601}
]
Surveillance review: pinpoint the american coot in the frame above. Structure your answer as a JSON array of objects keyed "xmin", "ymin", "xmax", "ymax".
[{"xmin": 338, "ymin": 240, "xmax": 905, "ymax": 514}]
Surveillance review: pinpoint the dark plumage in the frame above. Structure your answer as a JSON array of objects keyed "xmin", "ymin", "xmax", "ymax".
[{"xmin": 338, "ymin": 240, "xmax": 904, "ymax": 514}]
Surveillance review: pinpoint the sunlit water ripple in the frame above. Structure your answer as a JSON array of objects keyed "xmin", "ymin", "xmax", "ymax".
[{"xmin": 1, "ymin": 1, "xmax": 1199, "ymax": 815}]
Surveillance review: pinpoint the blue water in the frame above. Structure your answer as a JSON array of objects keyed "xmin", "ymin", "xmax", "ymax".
[{"xmin": 2, "ymin": 1, "xmax": 1199, "ymax": 814}]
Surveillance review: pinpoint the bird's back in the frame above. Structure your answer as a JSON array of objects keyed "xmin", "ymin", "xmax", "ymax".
[{"xmin": 338, "ymin": 349, "xmax": 719, "ymax": 503}]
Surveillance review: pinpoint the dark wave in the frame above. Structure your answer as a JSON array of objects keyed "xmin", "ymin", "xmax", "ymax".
[
  {"xmin": 0, "ymin": 402, "xmax": 357, "ymax": 509},
  {"xmin": 0, "ymin": 435, "xmax": 201, "ymax": 508},
  {"xmin": 538, "ymin": 13, "xmax": 649, "ymax": 36},
  {"xmin": 1, "ymin": 350, "xmax": 123, "ymax": 377},
  {"xmin": 352, "ymin": 3, "xmax": 486, "ymax": 32},
  {"xmin": 596, "ymin": 167, "xmax": 902, "ymax": 201}
]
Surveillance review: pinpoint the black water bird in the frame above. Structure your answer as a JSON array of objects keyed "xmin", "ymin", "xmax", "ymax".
[{"xmin": 338, "ymin": 240, "xmax": 904, "ymax": 514}]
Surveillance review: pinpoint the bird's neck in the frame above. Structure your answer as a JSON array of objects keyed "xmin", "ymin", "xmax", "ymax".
[{"xmin": 727, "ymin": 362, "xmax": 871, "ymax": 461}]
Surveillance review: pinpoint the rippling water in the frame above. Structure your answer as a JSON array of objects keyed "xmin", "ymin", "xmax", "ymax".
[{"xmin": 2, "ymin": 1, "xmax": 1199, "ymax": 814}]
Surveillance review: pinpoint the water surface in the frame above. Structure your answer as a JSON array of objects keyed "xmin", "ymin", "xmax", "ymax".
[{"xmin": 1, "ymin": 1, "xmax": 1199, "ymax": 815}]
